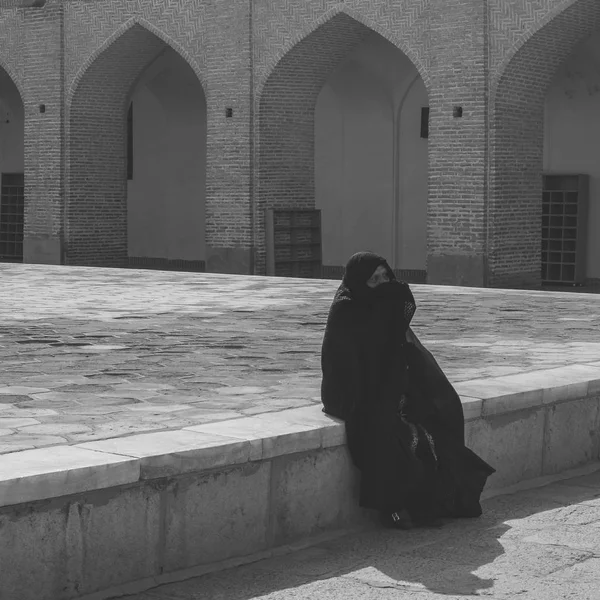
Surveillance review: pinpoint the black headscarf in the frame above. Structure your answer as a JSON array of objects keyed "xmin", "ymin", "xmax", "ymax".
[
  {"xmin": 341, "ymin": 251, "xmax": 394, "ymax": 302},
  {"xmin": 320, "ymin": 251, "xmax": 416, "ymax": 422}
]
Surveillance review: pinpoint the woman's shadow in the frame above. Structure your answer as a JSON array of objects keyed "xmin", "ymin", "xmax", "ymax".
[{"xmin": 162, "ymin": 476, "xmax": 600, "ymax": 599}]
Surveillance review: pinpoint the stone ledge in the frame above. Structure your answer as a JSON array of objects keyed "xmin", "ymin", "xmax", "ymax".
[
  {"xmin": 455, "ymin": 363, "xmax": 600, "ymax": 418},
  {"xmin": 0, "ymin": 446, "xmax": 139, "ymax": 507},
  {"xmin": 0, "ymin": 363, "xmax": 599, "ymax": 509}
]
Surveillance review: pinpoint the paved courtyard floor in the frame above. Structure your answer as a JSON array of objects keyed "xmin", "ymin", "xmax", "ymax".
[
  {"xmin": 124, "ymin": 465, "xmax": 600, "ymax": 600},
  {"xmin": 0, "ymin": 263, "xmax": 600, "ymax": 454}
]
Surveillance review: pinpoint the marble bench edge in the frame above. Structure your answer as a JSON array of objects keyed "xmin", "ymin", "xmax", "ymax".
[{"xmin": 0, "ymin": 362, "xmax": 599, "ymax": 509}]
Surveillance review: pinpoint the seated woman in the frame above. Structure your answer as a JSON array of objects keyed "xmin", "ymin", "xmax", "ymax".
[{"xmin": 321, "ymin": 251, "xmax": 495, "ymax": 529}]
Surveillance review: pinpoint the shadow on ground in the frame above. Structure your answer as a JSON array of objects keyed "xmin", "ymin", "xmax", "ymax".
[{"xmin": 129, "ymin": 472, "xmax": 600, "ymax": 599}]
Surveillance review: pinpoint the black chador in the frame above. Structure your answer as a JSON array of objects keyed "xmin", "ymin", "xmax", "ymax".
[{"xmin": 321, "ymin": 252, "xmax": 495, "ymax": 527}]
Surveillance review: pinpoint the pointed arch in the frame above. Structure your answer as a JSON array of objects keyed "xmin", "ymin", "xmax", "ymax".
[
  {"xmin": 67, "ymin": 16, "xmax": 208, "ymax": 107},
  {"xmin": 491, "ymin": 0, "xmax": 595, "ymax": 98},
  {"xmin": 256, "ymin": 4, "xmax": 430, "ymax": 101},
  {"xmin": 255, "ymin": 9, "xmax": 430, "ymax": 277},
  {"xmin": 66, "ymin": 19, "xmax": 207, "ymax": 267},
  {"xmin": 488, "ymin": 0, "xmax": 600, "ymax": 287},
  {"xmin": 0, "ymin": 57, "xmax": 24, "ymax": 105}
]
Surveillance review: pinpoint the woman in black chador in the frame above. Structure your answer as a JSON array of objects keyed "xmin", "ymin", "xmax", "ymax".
[{"xmin": 321, "ymin": 251, "xmax": 495, "ymax": 529}]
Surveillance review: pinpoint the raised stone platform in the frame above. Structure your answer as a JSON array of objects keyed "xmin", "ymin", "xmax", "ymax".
[
  {"xmin": 107, "ymin": 463, "xmax": 600, "ymax": 600},
  {"xmin": 0, "ymin": 264, "xmax": 599, "ymax": 600}
]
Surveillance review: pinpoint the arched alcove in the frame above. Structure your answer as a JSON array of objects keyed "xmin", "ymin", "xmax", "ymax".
[
  {"xmin": 315, "ymin": 34, "xmax": 428, "ymax": 273},
  {"xmin": 127, "ymin": 49, "xmax": 207, "ymax": 267},
  {"xmin": 257, "ymin": 12, "xmax": 429, "ymax": 278},
  {"xmin": 68, "ymin": 23, "xmax": 207, "ymax": 268},
  {"xmin": 490, "ymin": 0, "xmax": 600, "ymax": 287},
  {"xmin": 544, "ymin": 29, "xmax": 600, "ymax": 281},
  {"xmin": 0, "ymin": 66, "xmax": 24, "ymax": 262}
]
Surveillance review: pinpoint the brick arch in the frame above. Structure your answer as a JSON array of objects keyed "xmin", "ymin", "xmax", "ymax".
[
  {"xmin": 67, "ymin": 16, "xmax": 209, "ymax": 106},
  {"xmin": 255, "ymin": 3, "xmax": 430, "ymax": 99},
  {"xmin": 67, "ymin": 20, "xmax": 207, "ymax": 267},
  {"xmin": 0, "ymin": 58, "xmax": 24, "ymax": 106},
  {"xmin": 255, "ymin": 10, "xmax": 428, "ymax": 275},
  {"xmin": 488, "ymin": 0, "xmax": 600, "ymax": 287},
  {"xmin": 491, "ymin": 0, "xmax": 590, "ymax": 96}
]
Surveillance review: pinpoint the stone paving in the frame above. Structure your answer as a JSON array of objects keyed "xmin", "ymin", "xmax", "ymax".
[
  {"xmin": 0, "ymin": 263, "xmax": 600, "ymax": 454},
  {"xmin": 124, "ymin": 466, "xmax": 600, "ymax": 600}
]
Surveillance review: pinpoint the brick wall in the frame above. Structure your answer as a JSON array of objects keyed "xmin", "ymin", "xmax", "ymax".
[
  {"xmin": 255, "ymin": 14, "xmax": 369, "ymax": 274},
  {"xmin": 0, "ymin": 3, "xmax": 62, "ymax": 264},
  {"xmin": 253, "ymin": 0, "xmax": 429, "ymax": 275},
  {"xmin": 67, "ymin": 24, "xmax": 164, "ymax": 266},
  {"xmin": 21, "ymin": 1, "xmax": 63, "ymax": 263},
  {"xmin": 3, "ymin": 0, "xmax": 600, "ymax": 285},
  {"xmin": 63, "ymin": 0, "xmax": 251, "ymax": 269},
  {"xmin": 0, "ymin": 8, "xmax": 25, "ymax": 96},
  {"xmin": 489, "ymin": 0, "xmax": 600, "ymax": 287},
  {"xmin": 425, "ymin": 0, "xmax": 488, "ymax": 286}
]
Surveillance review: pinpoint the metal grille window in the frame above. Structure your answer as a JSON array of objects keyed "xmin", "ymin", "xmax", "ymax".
[{"xmin": 0, "ymin": 173, "xmax": 24, "ymax": 260}]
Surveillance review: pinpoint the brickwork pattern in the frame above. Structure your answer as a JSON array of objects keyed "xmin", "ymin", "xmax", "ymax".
[
  {"xmin": 64, "ymin": 1, "xmax": 208, "ymax": 95},
  {"xmin": 425, "ymin": 0, "xmax": 488, "ymax": 263},
  {"xmin": 489, "ymin": 0, "xmax": 600, "ymax": 287},
  {"xmin": 67, "ymin": 24, "xmax": 165, "ymax": 266},
  {"xmin": 253, "ymin": 1, "xmax": 429, "ymax": 274},
  {"xmin": 5, "ymin": 0, "xmax": 599, "ymax": 286},
  {"xmin": 253, "ymin": 0, "xmax": 430, "ymax": 94},
  {"xmin": 64, "ymin": 0, "xmax": 252, "ymax": 263},
  {"xmin": 0, "ymin": 8, "xmax": 26, "ymax": 100},
  {"xmin": 0, "ymin": 9, "xmax": 25, "ymax": 96},
  {"xmin": 255, "ymin": 14, "xmax": 369, "ymax": 274},
  {"xmin": 0, "ymin": 5, "xmax": 45, "ymax": 250},
  {"xmin": 21, "ymin": 1, "xmax": 64, "ymax": 247},
  {"xmin": 488, "ymin": 0, "xmax": 579, "ymax": 86}
]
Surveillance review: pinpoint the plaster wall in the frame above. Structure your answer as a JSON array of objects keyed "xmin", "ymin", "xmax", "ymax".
[
  {"xmin": 0, "ymin": 69, "xmax": 24, "ymax": 175},
  {"xmin": 544, "ymin": 31, "xmax": 600, "ymax": 279},
  {"xmin": 127, "ymin": 50, "xmax": 207, "ymax": 262},
  {"xmin": 315, "ymin": 34, "xmax": 428, "ymax": 270}
]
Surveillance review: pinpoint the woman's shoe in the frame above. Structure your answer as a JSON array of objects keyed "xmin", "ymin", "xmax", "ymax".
[{"xmin": 381, "ymin": 509, "xmax": 414, "ymax": 530}]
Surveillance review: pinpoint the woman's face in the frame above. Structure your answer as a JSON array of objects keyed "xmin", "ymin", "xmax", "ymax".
[{"xmin": 366, "ymin": 265, "xmax": 390, "ymax": 288}]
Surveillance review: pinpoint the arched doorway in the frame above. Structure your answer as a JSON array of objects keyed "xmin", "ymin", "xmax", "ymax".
[
  {"xmin": 257, "ymin": 12, "xmax": 429, "ymax": 279},
  {"xmin": 127, "ymin": 49, "xmax": 207, "ymax": 269},
  {"xmin": 490, "ymin": 0, "xmax": 600, "ymax": 288},
  {"xmin": 0, "ymin": 66, "xmax": 24, "ymax": 262},
  {"xmin": 315, "ymin": 33, "xmax": 428, "ymax": 275},
  {"xmin": 544, "ymin": 28, "xmax": 600, "ymax": 283},
  {"xmin": 68, "ymin": 24, "xmax": 207, "ymax": 269}
]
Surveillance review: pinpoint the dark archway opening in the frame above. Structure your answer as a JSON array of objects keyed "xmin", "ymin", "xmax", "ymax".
[{"xmin": 0, "ymin": 67, "xmax": 24, "ymax": 262}]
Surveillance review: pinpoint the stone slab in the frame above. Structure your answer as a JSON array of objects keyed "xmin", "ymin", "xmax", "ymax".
[
  {"xmin": 253, "ymin": 406, "xmax": 346, "ymax": 448},
  {"xmin": 269, "ymin": 446, "xmax": 363, "ymax": 547},
  {"xmin": 185, "ymin": 416, "xmax": 323, "ymax": 461},
  {"xmin": 460, "ymin": 396, "xmax": 483, "ymax": 420},
  {"xmin": 22, "ymin": 235, "xmax": 62, "ymax": 265},
  {"xmin": 164, "ymin": 461, "xmax": 271, "ymax": 572},
  {"xmin": 0, "ymin": 484, "xmax": 162, "ymax": 600},
  {"xmin": 120, "ymin": 464, "xmax": 600, "ymax": 600},
  {"xmin": 454, "ymin": 364, "xmax": 600, "ymax": 417},
  {"xmin": 543, "ymin": 396, "xmax": 600, "ymax": 475},
  {"xmin": 0, "ymin": 446, "xmax": 140, "ymax": 508},
  {"xmin": 0, "ymin": 264, "xmax": 599, "ymax": 454},
  {"xmin": 466, "ymin": 408, "xmax": 546, "ymax": 489},
  {"xmin": 77, "ymin": 430, "xmax": 254, "ymax": 479}
]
